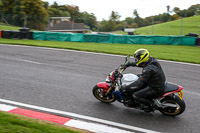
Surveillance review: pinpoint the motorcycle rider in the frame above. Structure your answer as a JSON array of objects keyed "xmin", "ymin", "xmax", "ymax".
[{"xmin": 121, "ymin": 48, "xmax": 166, "ymax": 112}]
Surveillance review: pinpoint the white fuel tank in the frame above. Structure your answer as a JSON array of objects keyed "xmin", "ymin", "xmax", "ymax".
[{"xmin": 121, "ymin": 73, "xmax": 139, "ymax": 86}]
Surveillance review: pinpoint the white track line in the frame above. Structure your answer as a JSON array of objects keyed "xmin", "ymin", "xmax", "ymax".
[
  {"xmin": 0, "ymin": 55, "xmax": 43, "ymax": 64},
  {"xmin": 0, "ymin": 104, "xmax": 17, "ymax": 111},
  {"xmin": 64, "ymin": 119, "xmax": 133, "ymax": 133},
  {"xmin": 0, "ymin": 98, "xmax": 160, "ymax": 133},
  {"xmin": 0, "ymin": 103, "xmax": 133, "ymax": 133}
]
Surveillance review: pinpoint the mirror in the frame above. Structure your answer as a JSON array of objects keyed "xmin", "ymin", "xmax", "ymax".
[{"xmin": 125, "ymin": 54, "xmax": 130, "ymax": 63}]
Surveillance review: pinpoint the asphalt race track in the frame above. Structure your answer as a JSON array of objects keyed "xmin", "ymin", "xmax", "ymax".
[{"xmin": 0, "ymin": 44, "xmax": 200, "ymax": 133}]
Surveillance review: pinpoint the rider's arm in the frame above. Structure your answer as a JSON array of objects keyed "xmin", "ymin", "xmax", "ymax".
[
  {"xmin": 126, "ymin": 62, "xmax": 136, "ymax": 67},
  {"xmin": 139, "ymin": 67, "xmax": 153, "ymax": 82},
  {"xmin": 126, "ymin": 67, "xmax": 152, "ymax": 91}
]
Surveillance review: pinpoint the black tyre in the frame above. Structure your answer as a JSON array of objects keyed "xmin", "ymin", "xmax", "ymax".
[
  {"xmin": 159, "ymin": 95, "xmax": 186, "ymax": 116},
  {"xmin": 92, "ymin": 85, "xmax": 116, "ymax": 103}
]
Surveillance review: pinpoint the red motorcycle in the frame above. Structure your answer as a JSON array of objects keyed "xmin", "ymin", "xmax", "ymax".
[{"xmin": 93, "ymin": 55, "xmax": 186, "ymax": 116}]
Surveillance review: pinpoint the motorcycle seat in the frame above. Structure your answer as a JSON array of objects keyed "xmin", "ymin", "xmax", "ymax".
[{"xmin": 163, "ymin": 82, "xmax": 179, "ymax": 93}]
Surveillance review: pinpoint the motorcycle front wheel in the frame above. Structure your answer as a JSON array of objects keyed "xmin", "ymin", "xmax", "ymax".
[
  {"xmin": 92, "ymin": 85, "xmax": 116, "ymax": 103},
  {"xmin": 159, "ymin": 95, "xmax": 186, "ymax": 116}
]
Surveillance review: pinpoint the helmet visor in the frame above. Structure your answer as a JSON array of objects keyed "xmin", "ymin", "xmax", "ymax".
[{"xmin": 134, "ymin": 57, "xmax": 139, "ymax": 62}]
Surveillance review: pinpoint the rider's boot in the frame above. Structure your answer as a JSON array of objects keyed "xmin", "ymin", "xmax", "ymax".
[{"xmin": 132, "ymin": 94, "xmax": 158, "ymax": 113}]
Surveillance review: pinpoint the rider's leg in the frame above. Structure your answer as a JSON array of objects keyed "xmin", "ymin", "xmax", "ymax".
[{"xmin": 133, "ymin": 86, "xmax": 157, "ymax": 107}]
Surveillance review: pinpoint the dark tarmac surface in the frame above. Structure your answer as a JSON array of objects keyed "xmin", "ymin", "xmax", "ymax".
[{"xmin": 0, "ymin": 44, "xmax": 199, "ymax": 133}]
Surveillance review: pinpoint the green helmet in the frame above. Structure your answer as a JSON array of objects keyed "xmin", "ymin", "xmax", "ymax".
[{"xmin": 133, "ymin": 48, "xmax": 150, "ymax": 66}]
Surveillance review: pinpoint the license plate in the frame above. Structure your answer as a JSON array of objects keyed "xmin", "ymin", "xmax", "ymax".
[{"xmin": 178, "ymin": 90, "xmax": 183, "ymax": 100}]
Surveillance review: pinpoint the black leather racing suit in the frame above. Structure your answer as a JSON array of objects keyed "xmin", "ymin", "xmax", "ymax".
[{"xmin": 125, "ymin": 57, "xmax": 166, "ymax": 105}]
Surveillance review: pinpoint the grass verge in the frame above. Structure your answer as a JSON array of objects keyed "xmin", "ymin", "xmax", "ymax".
[
  {"xmin": 135, "ymin": 15, "xmax": 200, "ymax": 35},
  {"xmin": 0, "ymin": 111, "xmax": 81, "ymax": 133},
  {"xmin": 0, "ymin": 22, "xmax": 21, "ymax": 31},
  {"xmin": 0, "ymin": 38, "xmax": 200, "ymax": 64}
]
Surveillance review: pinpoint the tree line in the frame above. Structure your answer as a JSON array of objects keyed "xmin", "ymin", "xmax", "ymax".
[
  {"xmin": 0, "ymin": 0, "xmax": 199, "ymax": 31},
  {"xmin": 101, "ymin": 4, "xmax": 200, "ymax": 32}
]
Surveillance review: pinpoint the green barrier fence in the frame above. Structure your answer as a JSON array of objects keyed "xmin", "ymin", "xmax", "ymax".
[
  {"xmin": 113, "ymin": 35, "xmax": 128, "ymax": 44},
  {"xmin": 154, "ymin": 36, "xmax": 170, "ymax": 45},
  {"xmin": 33, "ymin": 31, "xmax": 47, "ymax": 40},
  {"xmin": 97, "ymin": 34, "xmax": 112, "ymax": 43},
  {"xmin": 127, "ymin": 35, "xmax": 156, "ymax": 44},
  {"xmin": 70, "ymin": 33, "xmax": 83, "ymax": 42},
  {"xmin": 33, "ymin": 31, "xmax": 197, "ymax": 46},
  {"xmin": 57, "ymin": 33, "xmax": 71, "ymax": 41}
]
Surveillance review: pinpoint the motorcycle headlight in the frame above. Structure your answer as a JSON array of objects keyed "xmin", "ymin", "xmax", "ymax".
[{"xmin": 105, "ymin": 76, "xmax": 111, "ymax": 83}]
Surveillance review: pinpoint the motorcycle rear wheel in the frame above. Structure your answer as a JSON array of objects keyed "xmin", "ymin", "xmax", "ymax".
[
  {"xmin": 93, "ymin": 85, "xmax": 116, "ymax": 103},
  {"xmin": 159, "ymin": 95, "xmax": 186, "ymax": 116}
]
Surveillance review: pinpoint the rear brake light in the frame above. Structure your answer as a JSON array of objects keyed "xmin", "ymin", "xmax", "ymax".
[{"xmin": 178, "ymin": 86, "xmax": 183, "ymax": 91}]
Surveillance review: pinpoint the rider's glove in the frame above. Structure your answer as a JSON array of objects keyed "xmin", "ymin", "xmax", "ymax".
[
  {"xmin": 120, "ymin": 64, "xmax": 127, "ymax": 69},
  {"xmin": 129, "ymin": 62, "xmax": 137, "ymax": 67},
  {"xmin": 137, "ymin": 74, "xmax": 142, "ymax": 77},
  {"xmin": 126, "ymin": 61, "xmax": 137, "ymax": 67},
  {"xmin": 120, "ymin": 61, "xmax": 131, "ymax": 69}
]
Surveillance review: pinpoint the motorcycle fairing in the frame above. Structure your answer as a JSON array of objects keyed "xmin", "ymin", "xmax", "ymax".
[
  {"xmin": 97, "ymin": 82, "xmax": 110, "ymax": 90},
  {"xmin": 97, "ymin": 82, "xmax": 111, "ymax": 95}
]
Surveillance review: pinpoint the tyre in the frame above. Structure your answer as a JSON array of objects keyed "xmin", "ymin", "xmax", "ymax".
[
  {"xmin": 92, "ymin": 85, "xmax": 116, "ymax": 103},
  {"xmin": 159, "ymin": 95, "xmax": 186, "ymax": 116}
]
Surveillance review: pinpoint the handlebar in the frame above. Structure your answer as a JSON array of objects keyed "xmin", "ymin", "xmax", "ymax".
[
  {"xmin": 115, "ymin": 55, "xmax": 130, "ymax": 75},
  {"xmin": 104, "ymin": 55, "xmax": 130, "ymax": 95}
]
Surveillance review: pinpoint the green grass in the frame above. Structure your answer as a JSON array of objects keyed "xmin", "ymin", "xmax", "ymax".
[
  {"xmin": 0, "ymin": 22, "xmax": 21, "ymax": 31},
  {"xmin": 0, "ymin": 38, "xmax": 200, "ymax": 64},
  {"xmin": 115, "ymin": 15, "xmax": 200, "ymax": 35},
  {"xmin": 0, "ymin": 22, "xmax": 38, "ymax": 31},
  {"xmin": 0, "ymin": 111, "xmax": 80, "ymax": 133},
  {"xmin": 135, "ymin": 15, "xmax": 200, "ymax": 35}
]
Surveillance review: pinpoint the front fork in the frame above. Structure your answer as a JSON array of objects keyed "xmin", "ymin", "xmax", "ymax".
[
  {"xmin": 97, "ymin": 82, "xmax": 112, "ymax": 95},
  {"xmin": 97, "ymin": 82, "xmax": 116, "ymax": 97},
  {"xmin": 105, "ymin": 83, "xmax": 116, "ymax": 96},
  {"xmin": 97, "ymin": 68, "xmax": 124, "ymax": 96},
  {"xmin": 105, "ymin": 68, "xmax": 124, "ymax": 95}
]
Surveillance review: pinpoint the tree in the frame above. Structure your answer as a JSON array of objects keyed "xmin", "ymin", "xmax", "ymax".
[
  {"xmin": 115, "ymin": 22, "xmax": 124, "ymax": 31},
  {"xmin": 170, "ymin": 14, "xmax": 180, "ymax": 20},
  {"xmin": 110, "ymin": 11, "xmax": 121, "ymax": 21},
  {"xmin": 173, "ymin": 7, "xmax": 180, "ymax": 14},
  {"xmin": 12, "ymin": 0, "xmax": 24, "ymax": 26},
  {"xmin": 47, "ymin": 7, "xmax": 70, "ymax": 17},
  {"xmin": 1, "ymin": 0, "xmax": 48, "ymax": 30},
  {"xmin": 143, "ymin": 16, "xmax": 154, "ymax": 26},
  {"xmin": 100, "ymin": 19, "xmax": 110, "ymax": 32},
  {"xmin": 188, "ymin": 4, "xmax": 200, "ymax": 15},
  {"xmin": 108, "ymin": 11, "xmax": 121, "ymax": 31},
  {"xmin": 81, "ymin": 12, "xmax": 97, "ymax": 30},
  {"xmin": 14, "ymin": 0, "xmax": 48, "ymax": 30},
  {"xmin": 0, "ymin": 0, "xmax": 2, "ymax": 19},
  {"xmin": 0, "ymin": 0, "xmax": 2, "ymax": 9},
  {"xmin": 167, "ymin": 5, "xmax": 170, "ymax": 14},
  {"xmin": 133, "ymin": 9, "xmax": 144, "ymax": 27},
  {"xmin": 133, "ymin": 9, "xmax": 139, "ymax": 18},
  {"xmin": 51, "ymin": 1, "xmax": 58, "ymax": 8},
  {"xmin": 66, "ymin": 5, "xmax": 81, "ymax": 22},
  {"xmin": 48, "ymin": 4, "xmax": 71, "ymax": 17},
  {"xmin": 160, "ymin": 13, "xmax": 171, "ymax": 22},
  {"xmin": 176, "ymin": 9, "xmax": 195, "ymax": 17},
  {"xmin": 1, "ymin": 0, "xmax": 15, "ymax": 14},
  {"xmin": 125, "ymin": 17, "xmax": 134, "ymax": 25},
  {"xmin": 42, "ymin": 1, "xmax": 49, "ymax": 10},
  {"xmin": 1, "ymin": 0, "xmax": 15, "ymax": 23}
]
